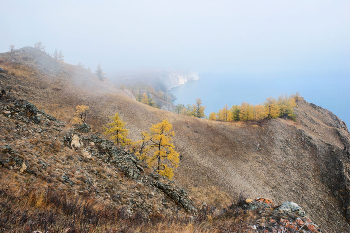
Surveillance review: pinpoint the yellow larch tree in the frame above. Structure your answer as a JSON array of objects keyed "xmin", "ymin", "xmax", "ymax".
[
  {"xmin": 221, "ymin": 104, "xmax": 232, "ymax": 121},
  {"xmin": 186, "ymin": 104, "xmax": 196, "ymax": 117},
  {"xmin": 224, "ymin": 104, "xmax": 233, "ymax": 122},
  {"xmin": 292, "ymin": 92, "xmax": 302, "ymax": 103},
  {"xmin": 72, "ymin": 105, "xmax": 89, "ymax": 124},
  {"xmin": 209, "ymin": 112, "xmax": 217, "ymax": 120},
  {"xmin": 254, "ymin": 103, "xmax": 266, "ymax": 120},
  {"xmin": 139, "ymin": 119, "xmax": 180, "ymax": 180},
  {"xmin": 130, "ymin": 131, "xmax": 150, "ymax": 161},
  {"xmin": 217, "ymin": 104, "xmax": 231, "ymax": 121},
  {"xmin": 141, "ymin": 92, "xmax": 149, "ymax": 104},
  {"xmin": 239, "ymin": 102, "xmax": 254, "ymax": 121},
  {"xmin": 103, "ymin": 113, "xmax": 131, "ymax": 146},
  {"xmin": 277, "ymin": 94, "xmax": 297, "ymax": 120},
  {"xmin": 264, "ymin": 97, "xmax": 280, "ymax": 119},
  {"xmin": 216, "ymin": 109, "xmax": 223, "ymax": 121}
]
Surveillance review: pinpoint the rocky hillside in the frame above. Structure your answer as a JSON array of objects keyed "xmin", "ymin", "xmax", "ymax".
[
  {"xmin": 1, "ymin": 47, "xmax": 350, "ymax": 232},
  {"xmin": 0, "ymin": 93, "xmax": 323, "ymax": 232}
]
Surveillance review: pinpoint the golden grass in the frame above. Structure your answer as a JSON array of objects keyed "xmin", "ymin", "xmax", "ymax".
[{"xmin": 5, "ymin": 63, "xmax": 37, "ymax": 79}]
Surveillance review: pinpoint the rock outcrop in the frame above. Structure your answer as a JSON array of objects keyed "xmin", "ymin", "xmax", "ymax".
[
  {"xmin": 218, "ymin": 198, "xmax": 322, "ymax": 232},
  {"xmin": 62, "ymin": 130, "xmax": 197, "ymax": 213}
]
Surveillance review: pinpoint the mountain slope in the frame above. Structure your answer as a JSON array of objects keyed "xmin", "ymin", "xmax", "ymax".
[{"xmin": 1, "ymin": 47, "xmax": 350, "ymax": 232}]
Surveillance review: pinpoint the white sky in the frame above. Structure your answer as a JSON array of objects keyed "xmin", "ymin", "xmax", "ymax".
[{"xmin": 1, "ymin": 0, "xmax": 349, "ymax": 75}]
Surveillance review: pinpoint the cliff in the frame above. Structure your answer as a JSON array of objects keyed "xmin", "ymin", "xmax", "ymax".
[
  {"xmin": 158, "ymin": 70, "xmax": 200, "ymax": 90},
  {"xmin": 110, "ymin": 70, "xmax": 199, "ymax": 92}
]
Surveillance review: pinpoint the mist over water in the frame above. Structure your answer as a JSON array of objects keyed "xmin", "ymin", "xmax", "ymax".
[
  {"xmin": 1, "ymin": 1, "xmax": 349, "ymax": 126},
  {"xmin": 170, "ymin": 72, "xmax": 350, "ymax": 126}
]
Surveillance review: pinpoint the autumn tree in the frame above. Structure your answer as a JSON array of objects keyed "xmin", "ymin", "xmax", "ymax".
[
  {"xmin": 95, "ymin": 64, "xmax": 106, "ymax": 81},
  {"xmin": 264, "ymin": 97, "xmax": 280, "ymax": 119},
  {"xmin": 221, "ymin": 104, "xmax": 232, "ymax": 121},
  {"xmin": 209, "ymin": 112, "xmax": 216, "ymax": 120},
  {"xmin": 186, "ymin": 104, "xmax": 196, "ymax": 117},
  {"xmin": 207, "ymin": 93, "xmax": 298, "ymax": 123},
  {"xmin": 254, "ymin": 104, "xmax": 266, "ymax": 120},
  {"xmin": 216, "ymin": 110, "xmax": 221, "ymax": 121},
  {"xmin": 141, "ymin": 92, "xmax": 149, "ymax": 104},
  {"xmin": 104, "ymin": 113, "xmax": 131, "ymax": 146},
  {"xmin": 293, "ymin": 92, "xmax": 302, "ymax": 103},
  {"xmin": 72, "ymin": 105, "xmax": 89, "ymax": 124},
  {"xmin": 130, "ymin": 131, "xmax": 150, "ymax": 160},
  {"xmin": 277, "ymin": 94, "xmax": 297, "ymax": 120},
  {"xmin": 138, "ymin": 119, "xmax": 179, "ymax": 180},
  {"xmin": 194, "ymin": 98, "xmax": 206, "ymax": 118},
  {"xmin": 239, "ymin": 102, "xmax": 254, "ymax": 121}
]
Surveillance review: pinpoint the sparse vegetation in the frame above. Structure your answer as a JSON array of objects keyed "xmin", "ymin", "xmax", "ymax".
[
  {"xmin": 173, "ymin": 98, "xmax": 206, "ymax": 118},
  {"xmin": 52, "ymin": 49, "xmax": 64, "ymax": 61},
  {"xmin": 208, "ymin": 94, "xmax": 298, "ymax": 122}
]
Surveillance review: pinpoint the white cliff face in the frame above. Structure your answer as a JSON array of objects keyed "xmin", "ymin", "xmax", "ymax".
[{"xmin": 161, "ymin": 71, "xmax": 200, "ymax": 90}]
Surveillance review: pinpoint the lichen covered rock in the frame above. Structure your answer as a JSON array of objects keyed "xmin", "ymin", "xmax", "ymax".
[{"xmin": 274, "ymin": 201, "xmax": 306, "ymax": 217}]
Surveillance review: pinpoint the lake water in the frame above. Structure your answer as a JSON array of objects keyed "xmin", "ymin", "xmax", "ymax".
[{"xmin": 169, "ymin": 72, "xmax": 350, "ymax": 127}]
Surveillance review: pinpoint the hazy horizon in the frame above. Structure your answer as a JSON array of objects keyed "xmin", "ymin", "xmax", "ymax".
[{"xmin": 1, "ymin": 0, "xmax": 349, "ymax": 77}]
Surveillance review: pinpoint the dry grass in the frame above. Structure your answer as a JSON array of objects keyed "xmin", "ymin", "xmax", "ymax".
[
  {"xmin": 1, "ymin": 48, "xmax": 350, "ymax": 231},
  {"xmin": 0, "ymin": 179, "xmax": 224, "ymax": 232}
]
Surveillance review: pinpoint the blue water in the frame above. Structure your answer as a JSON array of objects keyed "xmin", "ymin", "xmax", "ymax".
[{"xmin": 169, "ymin": 72, "xmax": 350, "ymax": 127}]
